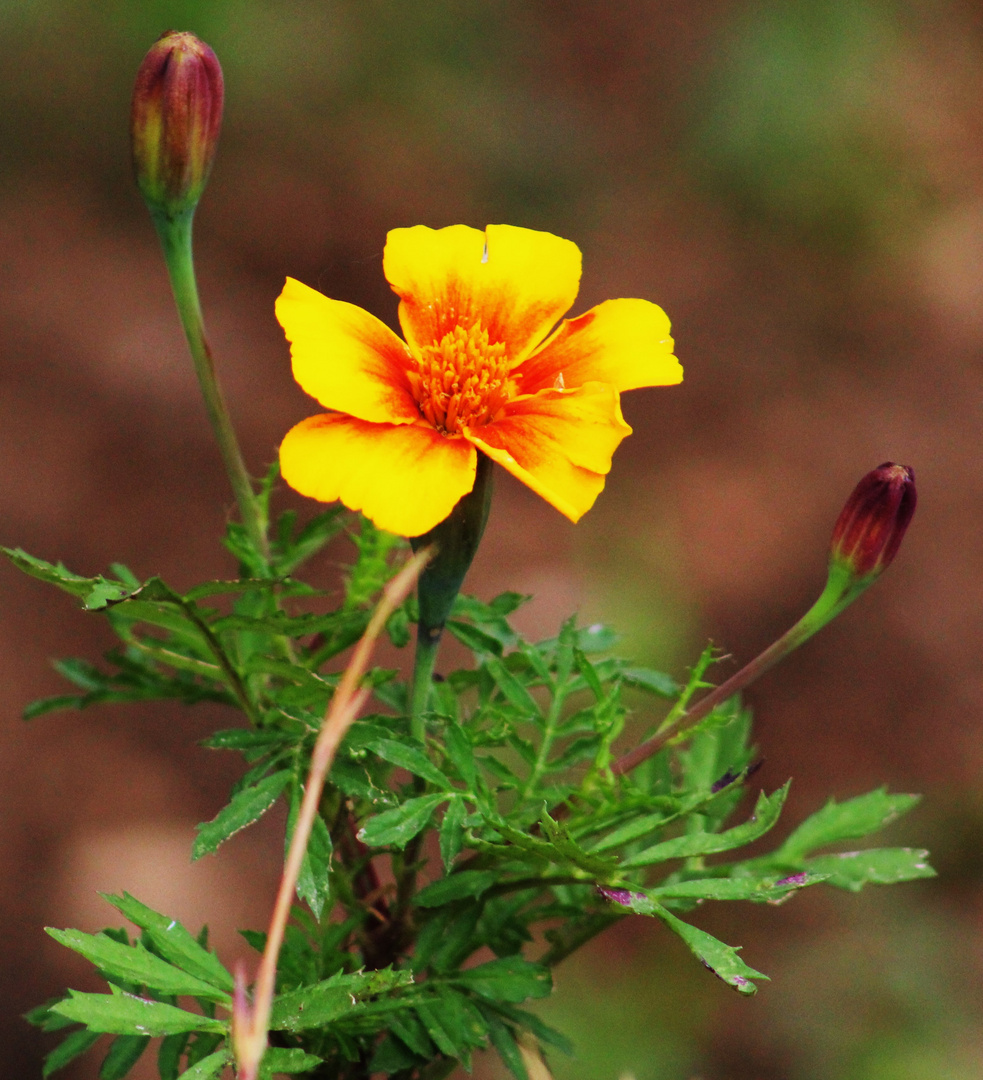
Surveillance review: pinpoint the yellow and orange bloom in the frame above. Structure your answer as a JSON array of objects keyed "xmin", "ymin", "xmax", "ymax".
[{"xmin": 277, "ymin": 224, "xmax": 682, "ymax": 537}]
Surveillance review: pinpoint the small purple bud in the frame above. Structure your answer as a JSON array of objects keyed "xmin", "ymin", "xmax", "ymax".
[
  {"xmin": 775, "ymin": 872, "xmax": 808, "ymax": 888},
  {"xmin": 711, "ymin": 769, "xmax": 740, "ymax": 794},
  {"xmin": 131, "ymin": 31, "xmax": 224, "ymax": 219},
  {"xmin": 830, "ymin": 463, "xmax": 917, "ymax": 581}
]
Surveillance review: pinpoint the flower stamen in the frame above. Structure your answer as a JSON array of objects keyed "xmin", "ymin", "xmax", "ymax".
[{"xmin": 409, "ymin": 323, "xmax": 512, "ymax": 434}]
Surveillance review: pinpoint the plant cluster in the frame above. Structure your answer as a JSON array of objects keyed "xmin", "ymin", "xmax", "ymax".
[{"xmin": 8, "ymin": 29, "xmax": 929, "ymax": 1080}]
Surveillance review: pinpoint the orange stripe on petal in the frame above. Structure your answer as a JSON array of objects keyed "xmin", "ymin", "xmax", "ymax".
[
  {"xmin": 279, "ymin": 414, "xmax": 477, "ymax": 537},
  {"xmin": 276, "ymin": 277, "xmax": 420, "ymax": 425},
  {"xmin": 383, "ymin": 224, "xmax": 582, "ymax": 364},
  {"xmin": 464, "ymin": 383, "xmax": 631, "ymax": 522},
  {"xmin": 514, "ymin": 298, "xmax": 682, "ymax": 395}
]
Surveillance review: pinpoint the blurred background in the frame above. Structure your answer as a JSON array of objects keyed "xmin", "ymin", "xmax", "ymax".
[{"xmin": 1, "ymin": 1, "xmax": 982, "ymax": 1077}]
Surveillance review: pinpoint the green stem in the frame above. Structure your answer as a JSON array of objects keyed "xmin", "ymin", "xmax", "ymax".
[
  {"xmin": 410, "ymin": 631, "xmax": 440, "ymax": 742},
  {"xmin": 610, "ymin": 568, "xmax": 862, "ymax": 777},
  {"xmin": 153, "ymin": 209, "xmax": 269, "ymax": 560}
]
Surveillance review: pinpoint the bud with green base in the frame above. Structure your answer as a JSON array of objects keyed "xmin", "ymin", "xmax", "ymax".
[
  {"xmin": 131, "ymin": 32, "xmax": 268, "ymax": 560},
  {"xmin": 612, "ymin": 462, "xmax": 917, "ymax": 776}
]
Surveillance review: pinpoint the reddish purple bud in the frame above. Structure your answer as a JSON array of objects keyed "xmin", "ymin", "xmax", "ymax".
[
  {"xmin": 830, "ymin": 463, "xmax": 916, "ymax": 580},
  {"xmin": 131, "ymin": 31, "xmax": 224, "ymax": 218}
]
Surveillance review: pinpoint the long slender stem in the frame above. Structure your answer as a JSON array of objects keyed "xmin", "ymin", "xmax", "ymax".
[
  {"xmin": 154, "ymin": 210, "xmax": 269, "ymax": 560},
  {"xmin": 610, "ymin": 576, "xmax": 848, "ymax": 777},
  {"xmin": 233, "ymin": 547, "xmax": 433, "ymax": 1080}
]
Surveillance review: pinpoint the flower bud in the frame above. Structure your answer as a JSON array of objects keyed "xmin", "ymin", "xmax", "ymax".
[
  {"xmin": 130, "ymin": 30, "xmax": 224, "ymax": 219},
  {"xmin": 830, "ymin": 462, "xmax": 916, "ymax": 580}
]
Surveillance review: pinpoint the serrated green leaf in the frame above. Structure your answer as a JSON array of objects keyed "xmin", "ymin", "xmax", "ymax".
[
  {"xmin": 454, "ymin": 956, "xmax": 551, "ymax": 1002},
  {"xmin": 42, "ymin": 1028, "xmax": 100, "ymax": 1077},
  {"xmin": 439, "ymin": 797, "xmax": 468, "ymax": 871},
  {"xmin": 389, "ymin": 1010, "xmax": 436, "ymax": 1057},
  {"xmin": 285, "ymin": 788, "xmax": 333, "ymax": 920},
  {"xmin": 45, "ymin": 929, "xmax": 230, "ymax": 1002},
  {"xmin": 415, "ymin": 869, "xmax": 498, "ymax": 907},
  {"xmin": 357, "ymin": 793, "xmax": 450, "ymax": 849},
  {"xmin": 443, "ymin": 723, "xmax": 478, "ymax": 789},
  {"xmin": 652, "ymin": 873, "xmax": 825, "ymax": 902},
  {"xmin": 102, "ymin": 894, "xmax": 233, "ymax": 993},
  {"xmin": 270, "ymin": 969, "xmax": 413, "ymax": 1032},
  {"xmin": 259, "ymin": 1047, "xmax": 323, "ymax": 1076},
  {"xmin": 100, "ymin": 1034, "xmax": 150, "ymax": 1079},
  {"xmin": 778, "ymin": 789, "xmax": 921, "ymax": 860},
  {"xmin": 365, "ymin": 738, "xmax": 453, "ymax": 788},
  {"xmin": 623, "ymin": 783, "xmax": 790, "ymax": 867},
  {"xmin": 51, "ymin": 991, "xmax": 225, "ymax": 1036},
  {"xmin": 485, "ymin": 657, "xmax": 541, "ymax": 716},
  {"xmin": 806, "ymin": 847, "xmax": 935, "ymax": 891},
  {"xmin": 175, "ymin": 1049, "xmax": 229, "ymax": 1079},
  {"xmin": 2, "ymin": 547, "xmax": 100, "ymax": 598},
  {"xmin": 603, "ymin": 893, "xmax": 766, "ymax": 994},
  {"xmin": 656, "ymin": 903, "xmax": 766, "ymax": 994},
  {"xmin": 192, "ymin": 770, "xmax": 291, "ymax": 860}
]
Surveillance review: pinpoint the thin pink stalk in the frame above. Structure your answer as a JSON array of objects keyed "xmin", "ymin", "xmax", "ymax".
[{"xmin": 234, "ymin": 545, "xmax": 434, "ymax": 1080}]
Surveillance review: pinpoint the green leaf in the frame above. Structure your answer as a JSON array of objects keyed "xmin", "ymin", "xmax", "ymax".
[
  {"xmin": 651, "ymin": 874, "xmax": 825, "ymax": 902},
  {"xmin": 285, "ymin": 789, "xmax": 333, "ymax": 920},
  {"xmin": 175, "ymin": 1050, "xmax": 230, "ymax": 1079},
  {"xmin": 442, "ymin": 723, "xmax": 478, "ymax": 789},
  {"xmin": 446, "ymin": 620, "xmax": 505, "ymax": 656},
  {"xmin": 50, "ymin": 990, "xmax": 225, "ymax": 1036},
  {"xmin": 2, "ymin": 547, "xmax": 100, "ymax": 598},
  {"xmin": 365, "ymin": 738, "xmax": 453, "ymax": 789},
  {"xmin": 439, "ymin": 795, "xmax": 468, "ymax": 871},
  {"xmin": 415, "ymin": 870, "xmax": 498, "ymax": 907},
  {"xmin": 357, "ymin": 793, "xmax": 450, "ymax": 849},
  {"xmin": 270, "ymin": 969, "xmax": 413, "ymax": 1032},
  {"xmin": 485, "ymin": 657, "xmax": 541, "ymax": 716},
  {"xmin": 778, "ymin": 789, "xmax": 921, "ymax": 860},
  {"xmin": 192, "ymin": 770, "xmax": 291, "ymax": 860},
  {"xmin": 623, "ymin": 783, "xmax": 790, "ymax": 867},
  {"xmin": 483, "ymin": 1010, "xmax": 529, "ymax": 1080},
  {"xmin": 45, "ymin": 929, "xmax": 230, "ymax": 1002},
  {"xmin": 603, "ymin": 893, "xmax": 766, "ymax": 994},
  {"xmin": 806, "ymin": 847, "xmax": 935, "ymax": 891},
  {"xmin": 488, "ymin": 1003, "xmax": 574, "ymax": 1056},
  {"xmin": 102, "ymin": 894, "xmax": 233, "ymax": 992},
  {"xmin": 100, "ymin": 1034, "xmax": 150, "ymax": 1079},
  {"xmin": 259, "ymin": 1047, "xmax": 323, "ymax": 1076},
  {"xmin": 621, "ymin": 666, "xmax": 679, "ymax": 698},
  {"xmin": 42, "ymin": 1028, "xmax": 100, "ymax": 1077},
  {"xmin": 158, "ymin": 1033, "xmax": 189, "ymax": 1080},
  {"xmin": 454, "ymin": 956, "xmax": 552, "ymax": 1002}
]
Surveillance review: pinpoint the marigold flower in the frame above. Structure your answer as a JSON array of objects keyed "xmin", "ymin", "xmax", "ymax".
[{"xmin": 277, "ymin": 224, "xmax": 682, "ymax": 536}]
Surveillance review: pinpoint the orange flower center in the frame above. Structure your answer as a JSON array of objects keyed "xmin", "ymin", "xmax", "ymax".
[{"xmin": 407, "ymin": 322, "xmax": 513, "ymax": 435}]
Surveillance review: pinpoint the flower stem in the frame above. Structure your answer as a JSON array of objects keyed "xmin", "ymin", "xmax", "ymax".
[
  {"xmin": 610, "ymin": 570, "xmax": 856, "ymax": 777},
  {"xmin": 153, "ymin": 209, "xmax": 269, "ymax": 560},
  {"xmin": 409, "ymin": 452, "xmax": 494, "ymax": 740}
]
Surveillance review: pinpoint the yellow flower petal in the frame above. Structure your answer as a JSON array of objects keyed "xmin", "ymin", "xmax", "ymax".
[
  {"xmin": 514, "ymin": 298, "xmax": 682, "ymax": 395},
  {"xmin": 276, "ymin": 277, "xmax": 421, "ymax": 425},
  {"xmin": 280, "ymin": 414, "xmax": 477, "ymax": 537},
  {"xmin": 383, "ymin": 224, "xmax": 582, "ymax": 365},
  {"xmin": 464, "ymin": 383, "xmax": 631, "ymax": 522}
]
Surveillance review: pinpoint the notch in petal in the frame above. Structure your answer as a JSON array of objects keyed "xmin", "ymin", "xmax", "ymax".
[{"xmin": 383, "ymin": 224, "xmax": 582, "ymax": 365}]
